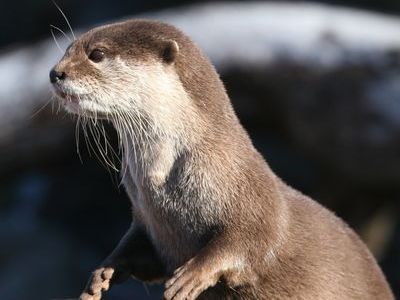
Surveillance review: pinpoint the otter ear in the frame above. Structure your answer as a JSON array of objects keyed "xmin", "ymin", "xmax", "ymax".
[{"xmin": 161, "ymin": 40, "xmax": 179, "ymax": 63}]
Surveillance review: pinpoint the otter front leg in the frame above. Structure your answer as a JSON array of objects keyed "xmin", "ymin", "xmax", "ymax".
[
  {"xmin": 80, "ymin": 225, "xmax": 166, "ymax": 300},
  {"xmin": 164, "ymin": 236, "xmax": 247, "ymax": 300}
]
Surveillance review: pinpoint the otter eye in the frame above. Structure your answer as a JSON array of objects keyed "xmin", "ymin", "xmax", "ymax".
[{"xmin": 89, "ymin": 49, "xmax": 105, "ymax": 63}]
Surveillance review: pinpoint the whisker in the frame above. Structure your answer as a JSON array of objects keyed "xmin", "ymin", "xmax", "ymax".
[
  {"xmin": 50, "ymin": 24, "xmax": 72, "ymax": 42},
  {"xmin": 50, "ymin": 26, "xmax": 64, "ymax": 53},
  {"xmin": 51, "ymin": 94, "xmax": 55, "ymax": 114},
  {"xmin": 81, "ymin": 115, "xmax": 93, "ymax": 158},
  {"xmin": 31, "ymin": 95, "xmax": 54, "ymax": 119},
  {"xmin": 75, "ymin": 114, "xmax": 83, "ymax": 164},
  {"xmin": 52, "ymin": 0, "xmax": 76, "ymax": 40},
  {"xmin": 88, "ymin": 116, "xmax": 118, "ymax": 172},
  {"xmin": 99, "ymin": 122, "xmax": 120, "ymax": 186}
]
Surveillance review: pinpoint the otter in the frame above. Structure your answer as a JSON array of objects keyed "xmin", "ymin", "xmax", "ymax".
[{"xmin": 49, "ymin": 19, "xmax": 393, "ymax": 300}]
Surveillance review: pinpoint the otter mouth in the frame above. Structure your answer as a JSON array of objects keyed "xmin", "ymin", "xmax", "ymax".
[
  {"xmin": 52, "ymin": 86, "xmax": 87, "ymax": 114},
  {"xmin": 54, "ymin": 89, "xmax": 81, "ymax": 104},
  {"xmin": 53, "ymin": 86, "xmax": 109, "ymax": 118}
]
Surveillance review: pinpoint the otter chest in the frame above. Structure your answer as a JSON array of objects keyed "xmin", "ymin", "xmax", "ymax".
[{"xmin": 121, "ymin": 167, "xmax": 207, "ymax": 267}]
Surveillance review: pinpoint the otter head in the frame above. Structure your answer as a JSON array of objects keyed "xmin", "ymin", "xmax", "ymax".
[{"xmin": 49, "ymin": 20, "xmax": 191, "ymax": 133}]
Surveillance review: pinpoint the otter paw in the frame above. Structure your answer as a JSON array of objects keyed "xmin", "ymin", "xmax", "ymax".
[
  {"xmin": 79, "ymin": 267, "xmax": 114, "ymax": 300},
  {"xmin": 164, "ymin": 259, "xmax": 219, "ymax": 300}
]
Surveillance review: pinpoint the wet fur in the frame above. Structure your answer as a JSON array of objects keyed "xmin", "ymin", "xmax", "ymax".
[{"xmin": 51, "ymin": 20, "xmax": 393, "ymax": 299}]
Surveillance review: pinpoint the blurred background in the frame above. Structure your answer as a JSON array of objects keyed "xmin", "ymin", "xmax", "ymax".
[{"xmin": 0, "ymin": 0, "xmax": 399, "ymax": 299}]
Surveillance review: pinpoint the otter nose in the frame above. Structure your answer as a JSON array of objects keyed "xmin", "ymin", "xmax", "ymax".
[{"xmin": 49, "ymin": 69, "xmax": 66, "ymax": 83}]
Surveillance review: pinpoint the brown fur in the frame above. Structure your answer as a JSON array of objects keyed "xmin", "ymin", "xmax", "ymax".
[{"xmin": 50, "ymin": 20, "xmax": 394, "ymax": 300}]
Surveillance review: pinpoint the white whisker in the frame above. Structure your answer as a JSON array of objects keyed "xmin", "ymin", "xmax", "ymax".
[
  {"xmin": 52, "ymin": 0, "xmax": 76, "ymax": 40},
  {"xmin": 50, "ymin": 24, "xmax": 72, "ymax": 42},
  {"xmin": 31, "ymin": 95, "xmax": 53, "ymax": 118},
  {"xmin": 50, "ymin": 27, "xmax": 64, "ymax": 53}
]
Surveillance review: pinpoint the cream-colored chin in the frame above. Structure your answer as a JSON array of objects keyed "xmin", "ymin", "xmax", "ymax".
[
  {"xmin": 59, "ymin": 96, "xmax": 111, "ymax": 118},
  {"xmin": 63, "ymin": 100, "xmax": 82, "ymax": 114}
]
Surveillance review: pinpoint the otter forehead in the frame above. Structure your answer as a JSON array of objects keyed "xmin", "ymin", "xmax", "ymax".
[{"xmin": 68, "ymin": 20, "xmax": 184, "ymax": 62}]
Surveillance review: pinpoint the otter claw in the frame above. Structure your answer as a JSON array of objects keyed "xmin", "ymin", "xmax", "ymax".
[
  {"xmin": 79, "ymin": 267, "xmax": 114, "ymax": 300},
  {"xmin": 164, "ymin": 259, "xmax": 218, "ymax": 300}
]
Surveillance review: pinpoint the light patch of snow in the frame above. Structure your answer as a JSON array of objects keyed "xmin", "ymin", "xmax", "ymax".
[{"xmin": 148, "ymin": 2, "xmax": 400, "ymax": 68}]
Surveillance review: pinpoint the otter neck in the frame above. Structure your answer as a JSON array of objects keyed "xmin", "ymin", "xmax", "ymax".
[{"xmin": 115, "ymin": 125, "xmax": 179, "ymax": 188}]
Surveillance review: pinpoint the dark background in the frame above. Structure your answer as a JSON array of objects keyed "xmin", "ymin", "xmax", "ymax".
[
  {"xmin": 2, "ymin": 0, "xmax": 400, "ymax": 48},
  {"xmin": 0, "ymin": 1, "xmax": 399, "ymax": 299}
]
